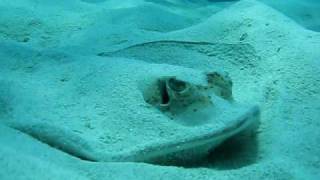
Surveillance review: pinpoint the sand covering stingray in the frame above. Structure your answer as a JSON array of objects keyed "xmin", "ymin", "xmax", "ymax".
[{"xmin": 0, "ymin": 42, "xmax": 259, "ymax": 163}]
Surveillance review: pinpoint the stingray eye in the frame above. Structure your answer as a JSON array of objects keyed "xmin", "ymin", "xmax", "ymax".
[
  {"xmin": 167, "ymin": 78, "xmax": 187, "ymax": 93},
  {"xmin": 158, "ymin": 79, "xmax": 170, "ymax": 105}
]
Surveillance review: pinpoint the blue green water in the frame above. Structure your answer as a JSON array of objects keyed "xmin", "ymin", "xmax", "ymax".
[{"xmin": 0, "ymin": 0, "xmax": 319, "ymax": 179}]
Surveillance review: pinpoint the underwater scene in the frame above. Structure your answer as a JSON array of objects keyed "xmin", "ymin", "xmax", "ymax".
[{"xmin": 0, "ymin": 0, "xmax": 319, "ymax": 179}]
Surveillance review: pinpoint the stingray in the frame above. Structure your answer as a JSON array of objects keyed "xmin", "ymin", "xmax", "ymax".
[{"xmin": 0, "ymin": 44, "xmax": 259, "ymax": 164}]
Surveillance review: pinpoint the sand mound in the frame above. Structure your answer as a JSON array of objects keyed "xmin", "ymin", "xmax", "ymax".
[{"xmin": 259, "ymin": 0, "xmax": 320, "ymax": 32}]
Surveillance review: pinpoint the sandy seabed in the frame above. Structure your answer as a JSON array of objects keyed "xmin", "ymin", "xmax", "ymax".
[{"xmin": 0, "ymin": 0, "xmax": 319, "ymax": 179}]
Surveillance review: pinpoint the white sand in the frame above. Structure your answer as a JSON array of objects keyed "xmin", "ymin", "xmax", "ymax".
[{"xmin": 0, "ymin": 0, "xmax": 319, "ymax": 179}]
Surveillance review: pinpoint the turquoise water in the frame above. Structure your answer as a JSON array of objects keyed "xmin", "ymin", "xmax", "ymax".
[{"xmin": 0, "ymin": 0, "xmax": 319, "ymax": 179}]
